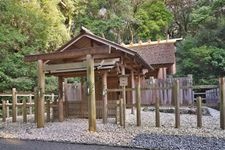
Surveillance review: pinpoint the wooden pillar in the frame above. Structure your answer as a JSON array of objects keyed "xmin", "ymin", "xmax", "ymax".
[
  {"xmin": 197, "ymin": 96, "xmax": 202, "ymax": 128},
  {"xmin": 121, "ymin": 65, "xmax": 126, "ymax": 128},
  {"xmin": 136, "ymin": 75, "xmax": 141, "ymax": 126},
  {"xmin": 131, "ymin": 70, "xmax": 135, "ymax": 114},
  {"xmin": 12, "ymin": 88, "xmax": 17, "ymax": 122},
  {"xmin": 64, "ymin": 79, "xmax": 68, "ymax": 118},
  {"xmin": 219, "ymin": 77, "xmax": 225, "ymax": 130},
  {"xmin": 174, "ymin": 79, "xmax": 180, "ymax": 128},
  {"xmin": 102, "ymin": 71, "xmax": 108, "ymax": 124},
  {"xmin": 86, "ymin": 54, "xmax": 96, "ymax": 132},
  {"xmin": 58, "ymin": 76, "xmax": 64, "ymax": 122},
  {"xmin": 37, "ymin": 60, "xmax": 45, "ymax": 128}
]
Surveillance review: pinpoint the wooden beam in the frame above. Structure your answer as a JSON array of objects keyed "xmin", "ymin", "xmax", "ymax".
[
  {"xmin": 37, "ymin": 60, "xmax": 45, "ymax": 128},
  {"xmin": 102, "ymin": 71, "xmax": 108, "ymax": 124},
  {"xmin": 174, "ymin": 79, "xmax": 180, "ymax": 128},
  {"xmin": 87, "ymin": 54, "xmax": 96, "ymax": 132},
  {"xmin": 25, "ymin": 46, "xmax": 109, "ymax": 62}
]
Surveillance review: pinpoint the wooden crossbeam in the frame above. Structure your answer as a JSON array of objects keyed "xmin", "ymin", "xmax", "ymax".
[{"xmin": 25, "ymin": 46, "xmax": 109, "ymax": 62}]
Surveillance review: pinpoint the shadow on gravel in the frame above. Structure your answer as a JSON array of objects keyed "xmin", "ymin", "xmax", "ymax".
[{"xmin": 132, "ymin": 133, "xmax": 225, "ymax": 150}]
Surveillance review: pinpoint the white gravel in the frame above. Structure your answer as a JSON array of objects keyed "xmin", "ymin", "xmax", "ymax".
[{"xmin": 0, "ymin": 107, "xmax": 225, "ymax": 150}]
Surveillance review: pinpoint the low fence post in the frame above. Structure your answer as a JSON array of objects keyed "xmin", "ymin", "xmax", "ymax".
[
  {"xmin": 2, "ymin": 100, "xmax": 6, "ymax": 122},
  {"xmin": 23, "ymin": 99, "xmax": 27, "ymax": 123},
  {"xmin": 119, "ymin": 98, "xmax": 123, "ymax": 126},
  {"xmin": 219, "ymin": 77, "xmax": 225, "ymax": 130},
  {"xmin": 115, "ymin": 100, "xmax": 119, "ymax": 124},
  {"xmin": 197, "ymin": 96, "xmax": 202, "ymax": 128},
  {"xmin": 46, "ymin": 100, "xmax": 51, "ymax": 122},
  {"xmin": 34, "ymin": 88, "xmax": 38, "ymax": 123},
  {"xmin": 6, "ymin": 100, "xmax": 9, "ymax": 118},
  {"xmin": 174, "ymin": 80, "xmax": 180, "ymax": 128},
  {"xmin": 155, "ymin": 97, "xmax": 160, "ymax": 127},
  {"xmin": 29, "ymin": 94, "xmax": 33, "ymax": 115},
  {"xmin": 12, "ymin": 88, "xmax": 17, "ymax": 122}
]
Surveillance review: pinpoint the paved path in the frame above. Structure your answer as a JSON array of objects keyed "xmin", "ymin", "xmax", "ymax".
[{"xmin": 0, "ymin": 138, "xmax": 144, "ymax": 150}]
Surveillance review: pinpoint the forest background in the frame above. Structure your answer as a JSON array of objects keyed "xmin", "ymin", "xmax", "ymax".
[{"xmin": 0, "ymin": 0, "xmax": 224, "ymax": 92}]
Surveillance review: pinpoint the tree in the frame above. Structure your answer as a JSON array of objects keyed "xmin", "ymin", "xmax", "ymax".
[{"xmin": 0, "ymin": 0, "xmax": 69, "ymax": 92}]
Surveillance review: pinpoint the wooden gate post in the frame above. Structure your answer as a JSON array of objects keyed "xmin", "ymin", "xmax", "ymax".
[
  {"xmin": 102, "ymin": 71, "xmax": 108, "ymax": 124},
  {"xmin": 37, "ymin": 60, "xmax": 45, "ymax": 128},
  {"xmin": 174, "ymin": 79, "xmax": 180, "ymax": 128},
  {"xmin": 136, "ymin": 75, "xmax": 141, "ymax": 126},
  {"xmin": 196, "ymin": 96, "xmax": 202, "ymax": 128},
  {"xmin": 23, "ymin": 99, "xmax": 27, "ymax": 123},
  {"xmin": 2, "ymin": 100, "xmax": 6, "ymax": 122},
  {"xmin": 86, "ymin": 54, "xmax": 96, "ymax": 132},
  {"xmin": 219, "ymin": 77, "xmax": 225, "ymax": 130},
  {"xmin": 12, "ymin": 88, "xmax": 17, "ymax": 122}
]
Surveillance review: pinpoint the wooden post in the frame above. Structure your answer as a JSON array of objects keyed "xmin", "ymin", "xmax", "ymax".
[
  {"xmin": 58, "ymin": 76, "xmax": 64, "ymax": 122},
  {"xmin": 34, "ymin": 88, "xmax": 38, "ymax": 123},
  {"xmin": 121, "ymin": 65, "xmax": 126, "ymax": 128},
  {"xmin": 64, "ymin": 79, "xmax": 68, "ymax": 118},
  {"xmin": 2, "ymin": 100, "xmax": 6, "ymax": 122},
  {"xmin": 37, "ymin": 60, "xmax": 45, "ymax": 128},
  {"xmin": 136, "ymin": 75, "xmax": 141, "ymax": 126},
  {"xmin": 196, "ymin": 96, "xmax": 202, "ymax": 128},
  {"xmin": 174, "ymin": 80, "xmax": 180, "ymax": 128},
  {"xmin": 102, "ymin": 71, "xmax": 108, "ymax": 124},
  {"xmin": 12, "ymin": 88, "xmax": 17, "ymax": 122},
  {"xmin": 6, "ymin": 100, "xmax": 9, "ymax": 118},
  {"xmin": 29, "ymin": 94, "xmax": 32, "ymax": 115},
  {"xmin": 119, "ymin": 98, "xmax": 123, "ymax": 126},
  {"xmin": 131, "ymin": 70, "xmax": 135, "ymax": 114},
  {"xmin": 86, "ymin": 54, "xmax": 96, "ymax": 132},
  {"xmin": 115, "ymin": 100, "xmax": 119, "ymax": 124},
  {"xmin": 219, "ymin": 77, "xmax": 225, "ymax": 130},
  {"xmin": 23, "ymin": 99, "xmax": 27, "ymax": 123},
  {"xmin": 155, "ymin": 97, "xmax": 160, "ymax": 127},
  {"xmin": 46, "ymin": 100, "xmax": 51, "ymax": 122}
]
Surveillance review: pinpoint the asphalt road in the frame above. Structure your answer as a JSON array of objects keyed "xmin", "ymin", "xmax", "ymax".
[{"xmin": 0, "ymin": 138, "xmax": 144, "ymax": 150}]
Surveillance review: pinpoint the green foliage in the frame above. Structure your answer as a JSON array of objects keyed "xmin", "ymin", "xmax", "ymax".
[
  {"xmin": 135, "ymin": 0, "xmax": 173, "ymax": 40},
  {"xmin": 176, "ymin": 0, "xmax": 225, "ymax": 84},
  {"xmin": 0, "ymin": 0, "xmax": 69, "ymax": 92}
]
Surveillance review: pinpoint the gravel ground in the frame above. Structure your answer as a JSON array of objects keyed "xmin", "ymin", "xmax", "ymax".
[{"xmin": 0, "ymin": 107, "xmax": 224, "ymax": 150}]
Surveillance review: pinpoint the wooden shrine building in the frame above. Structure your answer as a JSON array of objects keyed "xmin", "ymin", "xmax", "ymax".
[{"xmin": 24, "ymin": 27, "xmax": 181, "ymax": 131}]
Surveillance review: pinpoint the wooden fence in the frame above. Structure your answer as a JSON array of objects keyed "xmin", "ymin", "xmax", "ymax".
[
  {"xmin": 0, "ymin": 88, "xmax": 57, "ymax": 122},
  {"xmin": 141, "ymin": 76, "xmax": 193, "ymax": 106}
]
